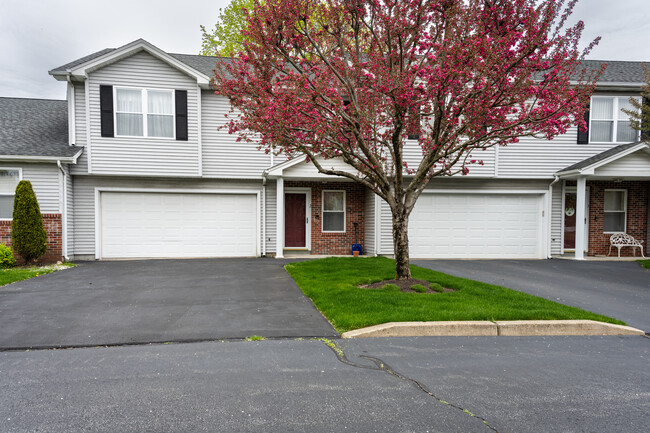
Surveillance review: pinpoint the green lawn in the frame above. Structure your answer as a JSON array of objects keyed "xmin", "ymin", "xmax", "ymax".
[
  {"xmin": 638, "ymin": 260, "xmax": 650, "ymax": 270},
  {"xmin": 285, "ymin": 257, "xmax": 625, "ymax": 332},
  {"xmin": 0, "ymin": 264, "xmax": 74, "ymax": 287}
]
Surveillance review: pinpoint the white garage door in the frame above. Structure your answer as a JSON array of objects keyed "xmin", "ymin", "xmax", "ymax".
[
  {"xmin": 409, "ymin": 193, "xmax": 543, "ymax": 259},
  {"xmin": 100, "ymin": 192, "xmax": 258, "ymax": 259}
]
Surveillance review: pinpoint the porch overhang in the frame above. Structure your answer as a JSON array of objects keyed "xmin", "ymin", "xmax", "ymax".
[
  {"xmin": 264, "ymin": 155, "xmax": 360, "ymax": 181},
  {"xmin": 556, "ymin": 142, "xmax": 650, "ymax": 180}
]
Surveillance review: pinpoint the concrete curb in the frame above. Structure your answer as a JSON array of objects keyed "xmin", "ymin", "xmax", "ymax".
[{"xmin": 341, "ymin": 320, "xmax": 645, "ymax": 338}]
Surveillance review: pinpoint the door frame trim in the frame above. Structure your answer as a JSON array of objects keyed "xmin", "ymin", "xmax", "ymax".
[
  {"xmin": 284, "ymin": 187, "xmax": 311, "ymax": 251},
  {"xmin": 94, "ymin": 187, "xmax": 261, "ymax": 260}
]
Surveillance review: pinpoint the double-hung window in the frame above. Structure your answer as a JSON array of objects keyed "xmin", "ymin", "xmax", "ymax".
[
  {"xmin": 590, "ymin": 96, "xmax": 639, "ymax": 143},
  {"xmin": 322, "ymin": 190, "xmax": 345, "ymax": 232},
  {"xmin": 603, "ymin": 189, "xmax": 627, "ymax": 233},
  {"xmin": 115, "ymin": 87, "xmax": 174, "ymax": 138},
  {"xmin": 0, "ymin": 169, "xmax": 21, "ymax": 219}
]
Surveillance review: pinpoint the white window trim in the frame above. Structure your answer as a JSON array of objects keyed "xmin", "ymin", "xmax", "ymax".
[
  {"xmin": 0, "ymin": 167, "xmax": 22, "ymax": 221},
  {"xmin": 322, "ymin": 189, "xmax": 346, "ymax": 233},
  {"xmin": 603, "ymin": 189, "xmax": 627, "ymax": 234},
  {"xmin": 113, "ymin": 86, "xmax": 176, "ymax": 139},
  {"xmin": 589, "ymin": 95, "xmax": 640, "ymax": 144}
]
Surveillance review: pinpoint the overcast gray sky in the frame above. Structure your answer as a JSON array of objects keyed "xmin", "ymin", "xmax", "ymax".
[{"xmin": 1, "ymin": 0, "xmax": 649, "ymax": 100}]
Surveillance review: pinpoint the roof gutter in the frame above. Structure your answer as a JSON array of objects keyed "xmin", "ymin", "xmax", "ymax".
[{"xmin": 0, "ymin": 149, "xmax": 83, "ymax": 164}]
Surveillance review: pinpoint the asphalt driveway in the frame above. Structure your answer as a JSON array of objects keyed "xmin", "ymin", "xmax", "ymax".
[
  {"xmin": 414, "ymin": 259, "xmax": 650, "ymax": 331},
  {"xmin": 0, "ymin": 258, "xmax": 336, "ymax": 349}
]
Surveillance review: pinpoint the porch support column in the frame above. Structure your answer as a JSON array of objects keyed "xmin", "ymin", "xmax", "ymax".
[
  {"xmin": 276, "ymin": 176, "xmax": 284, "ymax": 258},
  {"xmin": 575, "ymin": 176, "xmax": 587, "ymax": 260}
]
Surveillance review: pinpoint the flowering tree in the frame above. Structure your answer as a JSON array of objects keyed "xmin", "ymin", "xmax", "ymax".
[{"xmin": 212, "ymin": 0, "xmax": 603, "ymax": 279}]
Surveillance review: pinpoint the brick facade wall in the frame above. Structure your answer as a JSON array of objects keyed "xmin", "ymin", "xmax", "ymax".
[
  {"xmin": 0, "ymin": 213, "xmax": 62, "ymax": 264},
  {"xmin": 285, "ymin": 181, "xmax": 365, "ymax": 255},
  {"xmin": 587, "ymin": 181, "xmax": 648, "ymax": 257}
]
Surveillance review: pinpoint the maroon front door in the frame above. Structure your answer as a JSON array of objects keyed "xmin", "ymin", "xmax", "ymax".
[
  {"xmin": 564, "ymin": 192, "xmax": 576, "ymax": 249},
  {"xmin": 285, "ymin": 193, "xmax": 306, "ymax": 248}
]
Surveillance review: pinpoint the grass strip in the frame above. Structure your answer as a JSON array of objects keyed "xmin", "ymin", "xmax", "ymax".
[
  {"xmin": 0, "ymin": 264, "xmax": 74, "ymax": 287},
  {"xmin": 286, "ymin": 257, "xmax": 625, "ymax": 332}
]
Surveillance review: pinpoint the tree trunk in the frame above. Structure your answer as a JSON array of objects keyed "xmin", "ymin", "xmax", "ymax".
[{"xmin": 392, "ymin": 207, "xmax": 412, "ymax": 280}]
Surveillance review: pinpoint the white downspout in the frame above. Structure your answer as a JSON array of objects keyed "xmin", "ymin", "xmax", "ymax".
[
  {"xmin": 57, "ymin": 160, "xmax": 69, "ymax": 261},
  {"xmin": 547, "ymin": 175, "xmax": 560, "ymax": 258},
  {"xmin": 261, "ymin": 173, "xmax": 267, "ymax": 256}
]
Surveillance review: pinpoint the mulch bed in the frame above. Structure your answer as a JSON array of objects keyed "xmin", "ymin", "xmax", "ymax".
[{"xmin": 359, "ymin": 278, "xmax": 456, "ymax": 293}]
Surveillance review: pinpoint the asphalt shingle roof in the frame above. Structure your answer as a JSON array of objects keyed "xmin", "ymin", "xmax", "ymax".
[
  {"xmin": 49, "ymin": 48, "xmax": 116, "ymax": 74},
  {"xmin": 577, "ymin": 60, "xmax": 647, "ymax": 83},
  {"xmin": 557, "ymin": 141, "xmax": 646, "ymax": 173},
  {"xmin": 0, "ymin": 97, "xmax": 81, "ymax": 158},
  {"xmin": 50, "ymin": 41, "xmax": 649, "ymax": 84}
]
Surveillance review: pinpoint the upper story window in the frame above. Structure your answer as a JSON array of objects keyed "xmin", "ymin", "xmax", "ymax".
[
  {"xmin": 0, "ymin": 169, "xmax": 21, "ymax": 219},
  {"xmin": 589, "ymin": 96, "xmax": 639, "ymax": 143},
  {"xmin": 115, "ymin": 87, "xmax": 174, "ymax": 138}
]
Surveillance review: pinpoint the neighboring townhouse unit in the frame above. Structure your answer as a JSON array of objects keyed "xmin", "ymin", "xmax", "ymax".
[{"xmin": 0, "ymin": 39, "xmax": 648, "ymax": 262}]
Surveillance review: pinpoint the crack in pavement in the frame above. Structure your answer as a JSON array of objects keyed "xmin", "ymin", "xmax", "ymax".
[{"xmin": 316, "ymin": 338, "xmax": 498, "ymax": 432}]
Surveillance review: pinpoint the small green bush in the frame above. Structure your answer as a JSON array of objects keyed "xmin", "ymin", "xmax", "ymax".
[
  {"xmin": 429, "ymin": 283, "xmax": 444, "ymax": 293},
  {"xmin": 380, "ymin": 283, "xmax": 400, "ymax": 291},
  {"xmin": 0, "ymin": 243, "xmax": 16, "ymax": 268},
  {"xmin": 410, "ymin": 284, "xmax": 428, "ymax": 293},
  {"xmin": 11, "ymin": 181, "xmax": 47, "ymax": 263}
]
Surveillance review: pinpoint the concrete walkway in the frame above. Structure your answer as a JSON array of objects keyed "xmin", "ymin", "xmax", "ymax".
[
  {"xmin": 414, "ymin": 259, "xmax": 650, "ymax": 330},
  {"xmin": 0, "ymin": 258, "xmax": 336, "ymax": 349}
]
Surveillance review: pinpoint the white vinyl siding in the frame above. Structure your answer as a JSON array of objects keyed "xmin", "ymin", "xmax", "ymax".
[
  {"xmin": 550, "ymin": 182, "xmax": 563, "ymax": 255},
  {"xmin": 265, "ymin": 181, "xmax": 277, "ymax": 254},
  {"xmin": 364, "ymin": 189, "xmax": 376, "ymax": 255},
  {"xmin": 201, "ymin": 91, "xmax": 272, "ymax": 178},
  {"xmin": 69, "ymin": 176, "xmax": 263, "ymax": 258},
  {"xmin": 87, "ymin": 51, "xmax": 199, "ymax": 176},
  {"xmin": 0, "ymin": 164, "xmax": 61, "ymax": 217},
  {"xmin": 404, "ymin": 141, "xmax": 496, "ymax": 178},
  {"xmin": 594, "ymin": 151, "xmax": 650, "ymax": 176},
  {"xmin": 497, "ymin": 125, "xmax": 632, "ymax": 178},
  {"xmin": 100, "ymin": 191, "xmax": 257, "ymax": 258},
  {"xmin": 23, "ymin": 164, "xmax": 61, "ymax": 213},
  {"xmin": 65, "ymin": 165, "xmax": 74, "ymax": 255},
  {"xmin": 71, "ymin": 83, "xmax": 89, "ymax": 175}
]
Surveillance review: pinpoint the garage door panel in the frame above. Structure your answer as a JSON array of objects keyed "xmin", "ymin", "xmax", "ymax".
[
  {"xmin": 100, "ymin": 192, "xmax": 257, "ymax": 259},
  {"xmin": 409, "ymin": 193, "xmax": 542, "ymax": 259}
]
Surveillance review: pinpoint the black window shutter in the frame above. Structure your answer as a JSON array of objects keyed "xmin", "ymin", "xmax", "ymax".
[
  {"xmin": 641, "ymin": 97, "xmax": 650, "ymax": 141},
  {"xmin": 99, "ymin": 85, "xmax": 114, "ymax": 137},
  {"xmin": 175, "ymin": 90, "xmax": 188, "ymax": 141},
  {"xmin": 577, "ymin": 106, "xmax": 589, "ymax": 144}
]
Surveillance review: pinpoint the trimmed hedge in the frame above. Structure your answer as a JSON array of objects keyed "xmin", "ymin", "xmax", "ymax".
[{"xmin": 11, "ymin": 181, "xmax": 47, "ymax": 263}]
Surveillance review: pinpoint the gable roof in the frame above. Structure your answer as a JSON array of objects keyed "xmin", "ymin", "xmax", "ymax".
[
  {"xmin": 557, "ymin": 141, "xmax": 650, "ymax": 175},
  {"xmin": 0, "ymin": 97, "xmax": 82, "ymax": 161},
  {"xmin": 49, "ymin": 48, "xmax": 117, "ymax": 75},
  {"xmin": 49, "ymin": 39, "xmax": 211, "ymax": 87}
]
